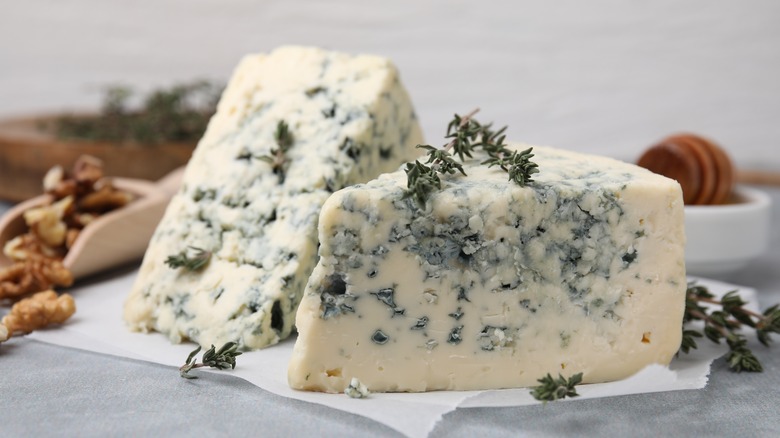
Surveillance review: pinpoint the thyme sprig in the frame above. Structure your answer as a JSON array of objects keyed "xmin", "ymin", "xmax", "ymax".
[
  {"xmin": 530, "ymin": 372, "xmax": 583, "ymax": 403},
  {"xmin": 165, "ymin": 246, "xmax": 211, "ymax": 271},
  {"xmin": 258, "ymin": 120, "xmax": 295, "ymax": 182},
  {"xmin": 483, "ymin": 148, "xmax": 540, "ymax": 186},
  {"xmin": 680, "ymin": 282, "xmax": 780, "ymax": 372},
  {"xmin": 404, "ymin": 109, "xmax": 476, "ymax": 207},
  {"xmin": 404, "ymin": 108, "xmax": 537, "ymax": 208},
  {"xmin": 51, "ymin": 80, "xmax": 222, "ymax": 145},
  {"xmin": 179, "ymin": 342, "xmax": 242, "ymax": 379}
]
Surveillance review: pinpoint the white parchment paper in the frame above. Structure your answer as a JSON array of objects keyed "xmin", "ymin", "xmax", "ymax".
[{"xmin": 30, "ymin": 272, "xmax": 747, "ymax": 437}]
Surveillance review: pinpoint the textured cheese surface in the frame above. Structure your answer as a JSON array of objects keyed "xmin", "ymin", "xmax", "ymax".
[
  {"xmin": 288, "ymin": 145, "xmax": 686, "ymax": 392},
  {"xmin": 123, "ymin": 46, "xmax": 424, "ymax": 350}
]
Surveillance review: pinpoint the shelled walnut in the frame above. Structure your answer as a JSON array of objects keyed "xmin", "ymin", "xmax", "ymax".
[{"xmin": 1, "ymin": 290, "xmax": 76, "ymax": 337}]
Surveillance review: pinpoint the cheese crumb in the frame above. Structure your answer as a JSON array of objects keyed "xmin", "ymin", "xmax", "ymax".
[{"xmin": 344, "ymin": 377, "xmax": 370, "ymax": 399}]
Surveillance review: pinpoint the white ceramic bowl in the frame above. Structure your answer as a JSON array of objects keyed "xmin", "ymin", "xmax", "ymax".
[{"xmin": 684, "ymin": 186, "xmax": 772, "ymax": 276}]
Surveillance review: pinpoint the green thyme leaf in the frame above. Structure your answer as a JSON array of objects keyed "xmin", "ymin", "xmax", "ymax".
[
  {"xmin": 179, "ymin": 345, "xmax": 202, "ymax": 379},
  {"xmin": 404, "ymin": 160, "xmax": 441, "ymax": 208},
  {"xmin": 530, "ymin": 372, "xmax": 583, "ymax": 402},
  {"xmin": 274, "ymin": 120, "xmax": 294, "ymax": 150},
  {"xmin": 185, "ymin": 345, "xmax": 202, "ymax": 364},
  {"xmin": 725, "ymin": 335, "xmax": 763, "ymax": 372},
  {"xmin": 757, "ymin": 304, "xmax": 780, "ymax": 346},
  {"xmin": 477, "ymin": 123, "xmax": 511, "ymax": 158},
  {"xmin": 165, "ymin": 246, "xmax": 211, "ymax": 271},
  {"xmin": 417, "ymin": 145, "xmax": 466, "ymax": 176},
  {"xmin": 445, "ymin": 113, "xmax": 481, "ymax": 161},
  {"xmin": 483, "ymin": 148, "xmax": 539, "ymax": 186},
  {"xmin": 258, "ymin": 120, "xmax": 295, "ymax": 182},
  {"xmin": 679, "ymin": 329, "xmax": 703, "ymax": 355}
]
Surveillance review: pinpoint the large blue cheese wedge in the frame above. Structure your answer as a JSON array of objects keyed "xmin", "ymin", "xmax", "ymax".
[
  {"xmin": 123, "ymin": 46, "xmax": 424, "ymax": 350},
  {"xmin": 288, "ymin": 145, "xmax": 686, "ymax": 392}
]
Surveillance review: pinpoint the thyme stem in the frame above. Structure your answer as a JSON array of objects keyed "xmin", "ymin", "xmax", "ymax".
[
  {"xmin": 688, "ymin": 308, "xmax": 729, "ymax": 337},
  {"xmin": 694, "ymin": 295, "xmax": 766, "ymax": 323},
  {"xmin": 179, "ymin": 342, "xmax": 242, "ymax": 379},
  {"xmin": 442, "ymin": 108, "xmax": 480, "ymax": 152}
]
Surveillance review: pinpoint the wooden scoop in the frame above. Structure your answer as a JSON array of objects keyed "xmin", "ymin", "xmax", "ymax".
[{"xmin": 0, "ymin": 167, "xmax": 184, "ymax": 280}]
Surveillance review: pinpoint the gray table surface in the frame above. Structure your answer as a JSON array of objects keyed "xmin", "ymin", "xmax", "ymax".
[{"xmin": 1, "ymin": 189, "xmax": 779, "ymax": 438}]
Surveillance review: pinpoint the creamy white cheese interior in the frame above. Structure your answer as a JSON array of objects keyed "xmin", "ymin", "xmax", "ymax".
[
  {"xmin": 124, "ymin": 46, "xmax": 424, "ymax": 350},
  {"xmin": 288, "ymin": 144, "xmax": 686, "ymax": 392}
]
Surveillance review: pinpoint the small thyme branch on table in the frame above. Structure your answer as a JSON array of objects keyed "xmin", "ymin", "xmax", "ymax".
[
  {"xmin": 404, "ymin": 108, "xmax": 538, "ymax": 208},
  {"xmin": 258, "ymin": 120, "xmax": 295, "ymax": 183},
  {"xmin": 679, "ymin": 283, "xmax": 780, "ymax": 372},
  {"xmin": 530, "ymin": 372, "xmax": 583, "ymax": 403},
  {"xmin": 179, "ymin": 342, "xmax": 242, "ymax": 379}
]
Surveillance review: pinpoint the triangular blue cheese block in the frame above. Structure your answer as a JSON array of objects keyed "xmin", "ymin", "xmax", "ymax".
[
  {"xmin": 289, "ymin": 145, "xmax": 686, "ymax": 392},
  {"xmin": 124, "ymin": 46, "xmax": 424, "ymax": 350}
]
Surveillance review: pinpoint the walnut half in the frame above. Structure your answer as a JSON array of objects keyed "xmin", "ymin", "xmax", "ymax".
[{"xmin": 1, "ymin": 290, "xmax": 76, "ymax": 336}]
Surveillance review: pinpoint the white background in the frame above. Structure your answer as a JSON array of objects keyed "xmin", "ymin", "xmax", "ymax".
[{"xmin": 2, "ymin": 0, "xmax": 779, "ymax": 167}]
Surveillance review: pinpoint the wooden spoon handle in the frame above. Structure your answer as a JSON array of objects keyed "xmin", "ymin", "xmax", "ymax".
[
  {"xmin": 638, "ymin": 133, "xmax": 734, "ymax": 205},
  {"xmin": 736, "ymin": 169, "xmax": 780, "ymax": 187}
]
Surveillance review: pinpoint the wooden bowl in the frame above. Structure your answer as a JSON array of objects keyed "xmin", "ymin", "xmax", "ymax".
[{"xmin": 0, "ymin": 114, "xmax": 196, "ymax": 202}]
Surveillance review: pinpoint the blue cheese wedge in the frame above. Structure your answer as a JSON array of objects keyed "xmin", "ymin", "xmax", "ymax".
[
  {"xmin": 288, "ymin": 145, "xmax": 686, "ymax": 392},
  {"xmin": 123, "ymin": 46, "xmax": 424, "ymax": 350}
]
